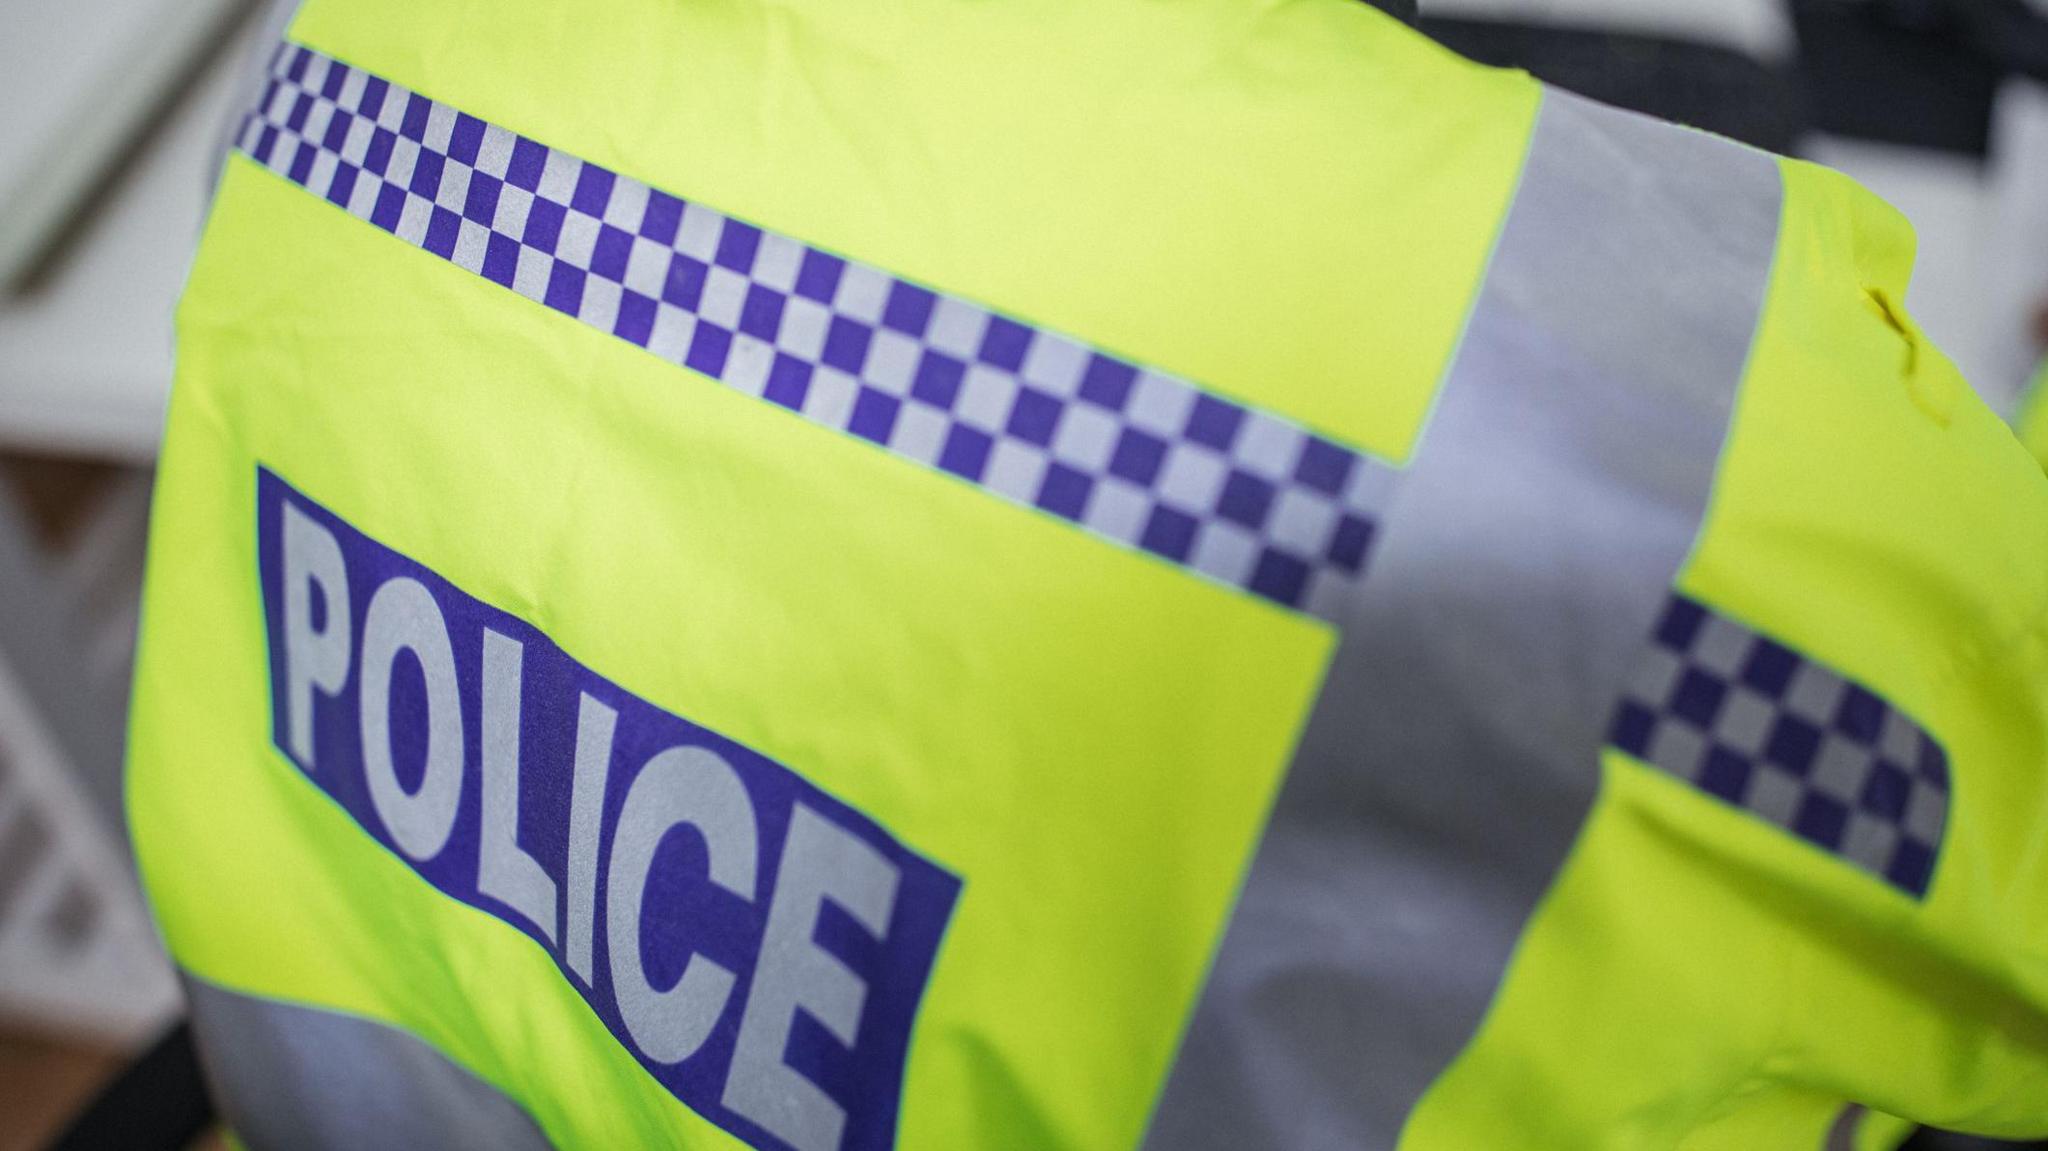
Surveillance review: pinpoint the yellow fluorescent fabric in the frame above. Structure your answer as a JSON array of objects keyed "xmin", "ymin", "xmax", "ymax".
[
  {"xmin": 1857, "ymin": 1110, "xmax": 1918, "ymax": 1151},
  {"xmin": 284, "ymin": 0, "xmax": 1533, "ymax": 466},
  {"xmin": 2019, "ymin": 362, "xmax": 2048, "ymax": 472},
  {"xmin": 1398, "ymin": 155, "xmax": 2048, "ymax": 1145}
]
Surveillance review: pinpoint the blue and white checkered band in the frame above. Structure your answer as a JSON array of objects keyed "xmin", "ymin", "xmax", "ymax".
[
  {"xmin": 237, "ymin": 42, "xmax": 1396, "ymax": 618},
  {"xmin": 1609, "ymin": 594, "xmax": 1950, "ymax": 898}
]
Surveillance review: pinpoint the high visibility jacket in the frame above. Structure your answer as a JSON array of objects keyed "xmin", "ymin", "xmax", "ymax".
[{"xmin": 129, "ymin": 1, "xmax": 2048, "ymax": 1148}]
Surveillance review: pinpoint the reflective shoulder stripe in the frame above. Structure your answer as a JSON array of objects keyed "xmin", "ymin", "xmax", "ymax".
[
  {"xmin": 184, "ymin": 975, "xmax": 550, "ymax": 1151},
  {"xmin": 237, "ymin": 41, "xmax": 1395, "ymax": 619},
  {"xmin": 1146, "ymin": 89, "xmax": 1784, "ymax": 1149}
]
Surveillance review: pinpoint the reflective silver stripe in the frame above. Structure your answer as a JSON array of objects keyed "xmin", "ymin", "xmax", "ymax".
[
  {"xmin": 184, "ymin": 975, "xmax": 551, "ymax": 1151},
  {"xmin": 1144, "ymin": 89, "xmax": 1782, "ymax": 1149}
]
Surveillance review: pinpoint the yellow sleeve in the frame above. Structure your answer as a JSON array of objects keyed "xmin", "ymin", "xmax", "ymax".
[
  {"xmin": 1394, "ymin": 149, "xmax": 2048, "ymax": 1150},
  {"xmin": 1681, "ymin": 154, "xmax": 2048, "ymax": 1138}
]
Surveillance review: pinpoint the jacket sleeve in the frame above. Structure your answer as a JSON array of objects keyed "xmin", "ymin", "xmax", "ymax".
[{"xmin": 1687, "ymin": 152, "xmax": 2048, "ymax": 1139}]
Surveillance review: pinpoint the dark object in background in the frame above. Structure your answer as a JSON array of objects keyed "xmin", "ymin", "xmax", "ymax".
[
  {"xmin": 1425, "ymin": 0, "xmax": 2048, "ymax": 159},
  {"xmin": 1792, "ymin": 0, "xmax": 2048, "ymax": 156},
  {"xmin": 1420, "ymin": 19, "xmax": 1807, "ymax": 153},
  {"xmin": 1367, "ymin": 0, "xmax": 1418, "ymax": 25},
  {"xmin": 47, "ymin": 1021, "xmax": 212, "ymax": 1151},
  {"xmin": 1790, "ymin": 0, "xmax": 2005, "ymax": 156}
]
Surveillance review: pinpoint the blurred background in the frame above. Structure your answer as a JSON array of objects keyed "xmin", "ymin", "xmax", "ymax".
[{"xmin": 0, "ymin": 0, "xmax": 2044, "ymax": 1147}]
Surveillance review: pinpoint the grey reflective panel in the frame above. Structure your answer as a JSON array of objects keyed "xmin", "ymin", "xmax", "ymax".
[
  {"xmin": 185, "ymin": 975, "xmax": 554, "ymax": 1151},
  {"xmin": 1144, "ymin": 89, "xmax": 1782, "ymax": 1149}
]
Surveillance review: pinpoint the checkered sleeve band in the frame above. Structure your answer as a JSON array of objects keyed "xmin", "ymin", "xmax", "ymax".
[
  {"xmin": 236, "ymin": 42, "xmax": 1397, "ymax": 619},
  {"xmin": 1608, "ymin": 594, "xmax": 1950, "ymax": 898}
]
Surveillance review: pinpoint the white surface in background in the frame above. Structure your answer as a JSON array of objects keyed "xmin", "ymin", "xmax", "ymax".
[
  {"xmin": 1421, "ymin": 0, "xmax": 1795, "ymax": 61},
  {"xmin": 0, "ymin": 0, "xmax": 242, "ymax": 286},
  {"xmin": 0, "ymin": 14, "xmax": 267, "ymax": 463}
]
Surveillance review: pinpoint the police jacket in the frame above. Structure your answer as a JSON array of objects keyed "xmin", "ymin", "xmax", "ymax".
[{"xmin": 130, "ymin": 1, "xmax": 2048, "ymax": 1147}]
